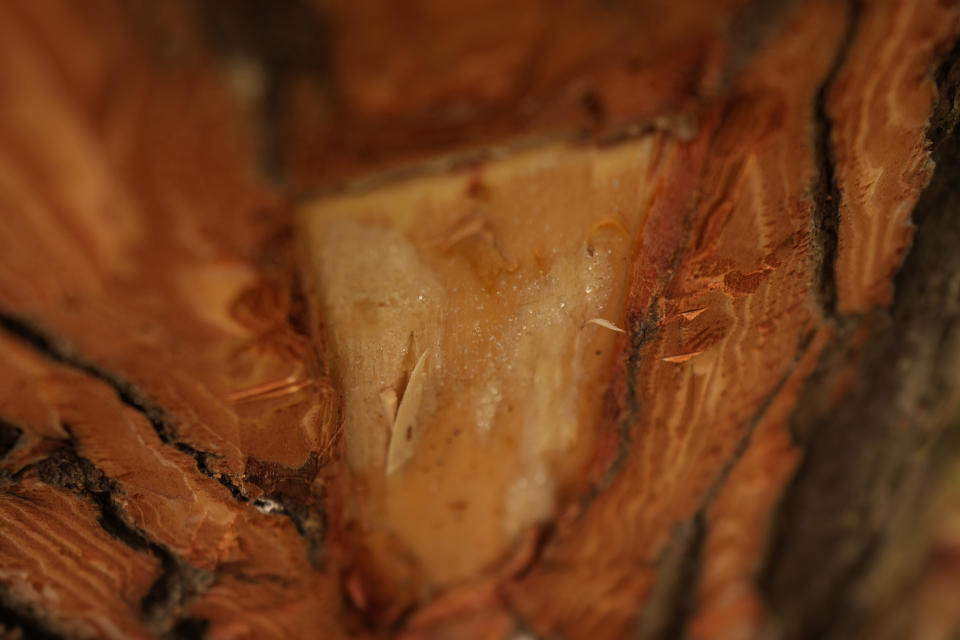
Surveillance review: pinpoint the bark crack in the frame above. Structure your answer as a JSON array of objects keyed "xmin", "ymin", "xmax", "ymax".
[
  {"xmin": 634, "ymin": 328, "xmax": 816, "ymax": 639},
  {"xmin": 0, "ymin": 310, "xmax": 248, "ymax": 502},
  {"xmin": 0, "ymin": 589, "xmax": 66, "ymax": 640},
  {"xmin": 810, "ymin": 0, "xmax": 861, "ymax": 320},
  {"xmin": 759, "ymin": 33, "xmax": 960, "ymax": 640},
  {"xmin": 244, "ymin": 454, "xmax": 328, "ymax": 566},
  {"xmin": 593, "ymin": 300, "xmax": 663, "ymax": 494},
  {"xmin": 0, "ymin": 419, "xmax": 21, "ymax": 459},
  {"xmin": 634, "ymin": 514, "xmax": 706, "ymax": 640},
  {"xmin": 11, "ymin": 438, "xmax": 215, "ymax": 638}
]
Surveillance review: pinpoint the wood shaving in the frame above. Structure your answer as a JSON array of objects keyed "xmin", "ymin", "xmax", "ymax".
[
  {"xmin": 679, "ymin": 307, "xmax": 706, "ymax": 321},
  {"xmin": 386, "ymin": 350, "xmax": 430, "ymax": 475},
  {"xmin": 584, "ymin": 318, "xmax": 625, "ymax": 333},
  {"xmin": 227, "ymin": 375, "xmax": 311, "ymax": 403},
  {"xmin": 661, "ymin": 350, "xmax": 703, "ymax": 364}
]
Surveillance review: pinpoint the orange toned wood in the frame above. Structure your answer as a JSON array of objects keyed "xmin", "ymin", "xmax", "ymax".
[
  {"xmin": 504, "ymin": 4, "xmax": 847, "ymax": 635},
  {"xmin": 0, "ymin": 481, "xmax": 160, "ymax": 639},
  {"xmin": 1, "ymin": 0, "xmax": 960, "ymax": 639}
]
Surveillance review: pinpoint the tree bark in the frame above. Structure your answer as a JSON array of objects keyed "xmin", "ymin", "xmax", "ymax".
[{"xmin": 2, "ymin": 1, "xmax": 960, "ymax": 639}]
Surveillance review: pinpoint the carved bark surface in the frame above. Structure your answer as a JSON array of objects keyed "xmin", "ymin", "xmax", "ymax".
[{"xmin": 2, "ymin": 1, "xmax": 960, "ymax": 639}]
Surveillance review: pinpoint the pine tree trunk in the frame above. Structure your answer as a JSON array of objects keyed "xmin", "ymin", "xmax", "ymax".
[{"xmin": 2, "ymin": 1, "xmax": 960, "ymax": 638}]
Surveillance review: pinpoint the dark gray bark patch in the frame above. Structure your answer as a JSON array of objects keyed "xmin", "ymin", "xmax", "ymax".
[{"xmin": 760, "ymin": 34, "xmax": 960, "ymax": 640}]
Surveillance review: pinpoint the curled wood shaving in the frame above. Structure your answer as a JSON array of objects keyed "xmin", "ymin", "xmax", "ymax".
[
  {"xmin": 661, "ymin": 350, "xmax": 703, "ymax": 364},
  {"xmin": 679, "ymin": 307, "xmax": 706, "ymax": 321},
  {"xmin": 584, "ymin": 318, "xmax": 625, "ymax": 333},
  {"xmin": 386, "ymin": 350, "xmax": 430, "ymax": 475}
]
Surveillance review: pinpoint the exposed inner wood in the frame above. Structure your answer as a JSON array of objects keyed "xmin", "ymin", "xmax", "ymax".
[
  {"xmin": 2, "ymin": 0, "xmax": 960, "ymax": 639},
  {"xmin": 300, "ymin": 139, "xmax": 669, "ymax": 592}
]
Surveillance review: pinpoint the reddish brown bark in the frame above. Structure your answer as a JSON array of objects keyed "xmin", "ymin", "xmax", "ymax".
[{"xmin": 2, "ymin": 1, "xmax": 960, "ymax": 639}]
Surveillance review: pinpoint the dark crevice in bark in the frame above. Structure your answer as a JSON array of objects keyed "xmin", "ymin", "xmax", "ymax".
[
  {"xmin": 170, "ymin": 617, "xmax": 212, "ymax": 640},
  {"xmin": 35, "ymin": 445, "xmax": 153, "ymax": 553},
  {"xmin": 16, "ymin": 440, "xmax": 216, "ymax": 638},
  {"xmin": 193, "ymin": 0, "xmax": 330, "ymax": 184},
  {"xmin": 760, "ymin": 35, "xmax": 960, "ymax": 640},
  {"xmin": 174, "ymin": 443, "xmax": 248, "ymax": 503},
  {"xmin": 0, "ymin": 312, "xmax": 171, "ymax": 436},
  {"xmin": 634, "ymin": 328, "xmax": 815, "ymax": 638},
  {"xmin": 143, "ymin": 556, "xmax": 215, "ymax": 640},
  {"xmin": 593, "ymin": 300, "xmax": 662, "ymax": 493},
  {"xmin": 810, "ymin": 0, "xmax": 861, "ymax": 320},
  {"xmin": 244, "ymin": 454, "xmax": 328, "ymax": 566},
  {"xmin": 0, "ymin": 418, "xmax": 21, "ymax": 459},
  {"xmin": 0, "ymin": 589, "xmax": 65, "ymax": 640},
  {"xmin": 635, "ymin": 514, "xmax": 705, "ymax": 640},
  {"xmin": 0, "ymin": 310, "xmax": 248, "ymax": 503}
]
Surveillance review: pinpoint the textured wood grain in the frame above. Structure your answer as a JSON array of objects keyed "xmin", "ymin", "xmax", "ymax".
[
  {"xmin": 283, "ymin": 0, "xmax": 752, "ymax": 186},
  {"xmin": 2, "ymin": 0, "xmax": 960, "ymax": 638},
  {"xmin": 0, "ymin": 333, "xmax": 352, "ymax": 638},
  {"xmin": 0, "ymin": 482, "xmax": 159, "ymax": 639},
  {"xmin": 0, "ymin": 0, "xmax": 325, "ymax": 478},
  {"xmin": 831, "ymin": 0, "xmax": 960, "ymax": 313},
  {"xmin": 0, "ymin": 2, "xmax": 352, "ymax": 638},
  {"xmin": 503, "ymin": 3, "xmax": 844, "ymax": 636}
]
